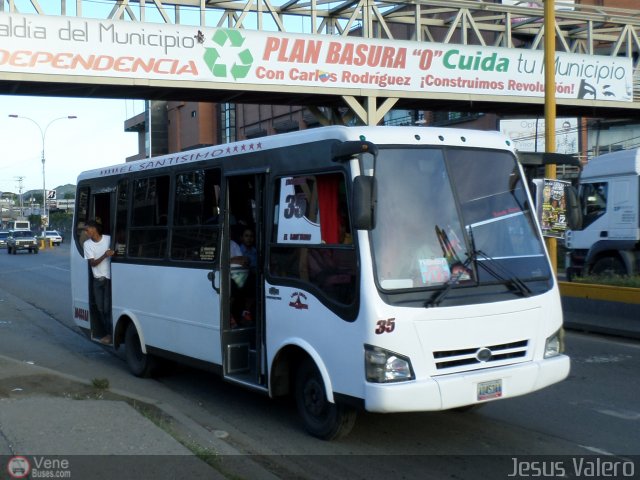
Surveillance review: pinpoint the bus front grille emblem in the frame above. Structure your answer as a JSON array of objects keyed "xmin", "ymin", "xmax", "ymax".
[{"xmin": 476, "ymin": 348, "xmax": 493, "ymax": 363}]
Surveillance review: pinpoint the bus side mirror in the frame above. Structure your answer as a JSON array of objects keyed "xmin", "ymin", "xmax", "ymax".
[
  {"xmin": 565, "ymin": 185, "xmax": 583, "ymax": 231},
  {"xmin": 352, "ymin": 175, "xmax": 376, "ymax": 230}
]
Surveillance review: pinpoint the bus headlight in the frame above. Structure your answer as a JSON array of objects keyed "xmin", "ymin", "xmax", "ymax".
[
  {"xmin": 364, "ymin": 345, "xmax": 414, "ymax": 383},
  {"xmin": 544, "ymin": 328, "xmax": 565, "ymax": 358}
]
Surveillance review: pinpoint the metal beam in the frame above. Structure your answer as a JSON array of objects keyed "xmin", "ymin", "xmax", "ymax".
[
  {"xmin": 342, "ymin": 96, "xmax": 399, "ymax": 125},
  {"xmin": 2, "ymin": 0, "xmax": 640, "ymax": 115}
]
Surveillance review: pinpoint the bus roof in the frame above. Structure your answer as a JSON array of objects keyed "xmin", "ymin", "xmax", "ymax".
[
  {"xmin": 76, "ymin": 126, "xmax": 516, "ymax": 182},
  {"xmin": 582, "ymin": 148, "xmax": 640, "ymax": 179}
]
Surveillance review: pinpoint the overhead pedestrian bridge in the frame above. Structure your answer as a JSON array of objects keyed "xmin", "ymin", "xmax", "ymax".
[{"xmin": 1, "ymin": 0, "xmax": 639, "ymax": 124}]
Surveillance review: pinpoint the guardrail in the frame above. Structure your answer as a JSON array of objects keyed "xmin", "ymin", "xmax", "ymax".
[{"xmin": 558, "ymin": 281, "xmax": 640, "ymax": 305}]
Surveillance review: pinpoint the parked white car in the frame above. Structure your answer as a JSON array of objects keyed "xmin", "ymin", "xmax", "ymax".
[{"xmin": 45, "ymin": 230, "xmax": 63, "ymax": 246}]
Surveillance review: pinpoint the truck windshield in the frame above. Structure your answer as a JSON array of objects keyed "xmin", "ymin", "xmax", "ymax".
[{"xmin": 370, "ymin": 147, "xmax": 550, "ymax": 292}]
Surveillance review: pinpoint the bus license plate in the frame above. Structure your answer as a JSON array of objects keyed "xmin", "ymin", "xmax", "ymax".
[{"xmin": 477, "ymin": 379, "xmax": 502, "ymax": 401}]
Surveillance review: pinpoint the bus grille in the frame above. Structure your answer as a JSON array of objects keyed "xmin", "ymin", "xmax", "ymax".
[{"xmin": 433, "ymin": 340, "xmax": 529, "ymax": 370}]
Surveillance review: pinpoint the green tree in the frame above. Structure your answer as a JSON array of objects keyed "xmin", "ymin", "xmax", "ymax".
[
  {"xmin": 49, "ymin": 211, "xmax": 73, "ymax": 233},
  {"xmin": 28, "ymin": 214, "xmax": 41, "ymax": 229}
]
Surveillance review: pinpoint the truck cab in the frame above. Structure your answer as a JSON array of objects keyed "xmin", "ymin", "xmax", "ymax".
[{"xmin": 565, "ymin": 149, "xmax": 640, "ymax": 278}]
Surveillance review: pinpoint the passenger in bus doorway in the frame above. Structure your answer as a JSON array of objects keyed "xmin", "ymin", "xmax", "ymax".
[
  {"xmin": 239, "ymin": 227, "xmax": 257, "ymax": 268},
  {"xmin": 83, "ymin": 220, "xmax": 115, "ymax": 345}
]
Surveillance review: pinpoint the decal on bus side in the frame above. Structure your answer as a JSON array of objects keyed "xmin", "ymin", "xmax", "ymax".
[
  {"xmin": 74, "ymin": 307, "xmax": 89, "ymax": 322},
  {"xmin": 289, "ymin": 291, "xmax": 309, "ymax": 310},
  {"xmin": 375, "ymin": 318, "xmax": 396, "ymax": 334}
]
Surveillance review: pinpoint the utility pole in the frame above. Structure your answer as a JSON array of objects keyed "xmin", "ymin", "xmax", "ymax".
[
  {"xmin": 544, "ymin": 0, "xmax": 558, "ymax": 273},
  {"xmin": 8, "ymin": 114, "xmax": 77, "ymax": 234},
  {"xmin": 15, "ymin": 176, "xmax": 25, "ymax": 218}
]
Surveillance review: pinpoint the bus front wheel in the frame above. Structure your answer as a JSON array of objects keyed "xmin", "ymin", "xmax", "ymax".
[
  {"xmin": 295, "ymin": 358, "xmax": 356, "ymax": 440},
  {"xmin": 125, "ymin": 323, "xmax": 156, "ymax": 378}
]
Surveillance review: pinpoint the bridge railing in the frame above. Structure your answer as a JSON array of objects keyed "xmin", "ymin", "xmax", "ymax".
[{"xmin": 1, "ymin": 0, "xmax": 638, "ymax": 103}]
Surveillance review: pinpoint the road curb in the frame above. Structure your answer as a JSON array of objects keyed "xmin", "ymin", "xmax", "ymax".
[{"xmin": 0, "ymin": 352, "xmax": 277, "ymax": 479}]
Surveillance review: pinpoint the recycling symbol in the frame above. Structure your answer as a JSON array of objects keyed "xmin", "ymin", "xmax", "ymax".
[{"xmin": 204, "ymin": 29, "xmax": 253, "ymax": 80}]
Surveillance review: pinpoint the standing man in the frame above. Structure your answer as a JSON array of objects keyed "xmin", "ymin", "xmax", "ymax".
[{"xmin": 83, "ymin": 220, "xmax": 115, "ymax": 345}]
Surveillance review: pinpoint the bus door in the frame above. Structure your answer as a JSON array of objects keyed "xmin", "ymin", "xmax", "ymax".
[
  {"xmin": 87, "ymin": 189, "xmax": 115, "ymax": 341},
  {"xmin": 221, "ymin": 172, "xmax": 267, "ymax": 388}
]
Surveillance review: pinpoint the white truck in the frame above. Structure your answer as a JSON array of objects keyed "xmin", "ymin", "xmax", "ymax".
[
  {"xmin": 565, "ymin": 148, "xmax": 640, "ymax": 279},
  {"xmin": 6, "ymin": 219, "xmax": 31, "ymax": 231}
]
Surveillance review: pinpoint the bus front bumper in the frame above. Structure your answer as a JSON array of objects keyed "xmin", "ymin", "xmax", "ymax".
[{"xmin": 363, "ymin": 355, "xmax": 570, "ymax": 413}]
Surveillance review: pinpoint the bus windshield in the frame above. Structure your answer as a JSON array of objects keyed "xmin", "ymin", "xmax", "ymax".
[{"xmin": 371, "ymin": 147, "xmax": 550, "ymax": 292}]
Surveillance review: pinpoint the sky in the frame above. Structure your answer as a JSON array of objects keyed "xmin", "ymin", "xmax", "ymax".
[
  {"xmin": 0, "ymin": 95, "xmax": 143, "ymax": 195},
  {"xmin": 0, "ymin": 0, "xmax": 216, "ymax": 198},
  {"xmin": 0, "ymin": 0, "xmax": 154, "ymax": 197}
]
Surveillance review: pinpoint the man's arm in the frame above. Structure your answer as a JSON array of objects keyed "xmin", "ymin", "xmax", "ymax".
[{"xmin": 88, "ymin": 249, "xmax": 114, "ymax": 267}]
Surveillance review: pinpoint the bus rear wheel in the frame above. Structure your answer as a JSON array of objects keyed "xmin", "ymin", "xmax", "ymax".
[
  {"xmin": 295, "ymin": 358, "xmax": 356, "ymax": 440},
  {"xmin": 591, "ymin": 256, "xmax": 626, "ymax": 277},
  {"xmin": 125, "ymin": 323, "xmax": 156, "ymax": 378}
]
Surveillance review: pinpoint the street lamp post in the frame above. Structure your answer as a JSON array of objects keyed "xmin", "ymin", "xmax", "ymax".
[{"xmin": 8, "ymin": 114, "xmax": 77, "ymax": 235}]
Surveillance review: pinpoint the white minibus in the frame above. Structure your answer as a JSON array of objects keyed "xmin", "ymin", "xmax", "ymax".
[{"xmin": 71, "ymin": 126, "xmax": 569, "ymax": 439}]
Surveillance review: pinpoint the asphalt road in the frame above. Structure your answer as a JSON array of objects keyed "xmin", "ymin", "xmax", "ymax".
[{"xmin": 0, "ymin": 243, "xmax": 638, "ymax": 479}]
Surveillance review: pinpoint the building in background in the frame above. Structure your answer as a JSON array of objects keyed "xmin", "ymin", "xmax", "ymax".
[
  {"xmin": 125, "ymin": 100, "xmax": 168, "ymax": 161},
  {"xmin": 124, "ymin": 100, "xmax": 238, "ymax": 158}
]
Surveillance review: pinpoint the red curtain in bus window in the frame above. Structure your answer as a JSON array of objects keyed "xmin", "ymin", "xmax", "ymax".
[{"xmin": 317, "ymin": 174, "xmax": 340, "ymax": 244}]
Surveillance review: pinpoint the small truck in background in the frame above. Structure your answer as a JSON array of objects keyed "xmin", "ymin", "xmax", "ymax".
[{"xmin": 564, "ymin": 148, "xmax": 639, "ymax": 279}]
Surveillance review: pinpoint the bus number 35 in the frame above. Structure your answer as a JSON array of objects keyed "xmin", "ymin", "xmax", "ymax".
[
  {"xmin": 284, "ymin": 194, "xmax": 307, "ymax": 219},
  {"xmin": 375, "ymin": 318, "xmax": 396, "ymax": 334}
]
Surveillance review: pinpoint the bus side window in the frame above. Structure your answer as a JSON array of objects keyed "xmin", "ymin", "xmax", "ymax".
[
  {"xmin": 171, "ymin": 168, "xmax": 221, "ymax": 262},
  {"xmin": 115, "ymin": 179, "xmax": 128, "ymax": 256},
  {"xmin": 74, "ymin": 186, "xmax": 91, "ymax": 254},
  {"xmin": 270, "ymin": 173, "xmax": 357, "ymax": 305},
  {"xmin": 129, "ymin": 175, "xmax": 170, "ymax": 259}
]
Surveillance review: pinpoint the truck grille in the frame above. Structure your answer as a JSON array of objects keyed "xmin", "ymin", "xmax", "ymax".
[{"xmin": 433, "ymin": 340, "xmax": 528, "ymax": 370}]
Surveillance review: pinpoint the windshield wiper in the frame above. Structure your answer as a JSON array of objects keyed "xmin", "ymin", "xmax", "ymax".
[
  {"xmin": 424, "ymin": 259, "xmax": 472, "ymax": 307},
  {"xmin": 465, "ymin": 225, "xmax": 532, "ymax": 298},
  {"xmin": 472, "ymin": 249, "xmax": 532, "ymax": 297},
  {"xmin": 426, "ymin": 226, "xmax": 534, "ymax": 307},
  {"xmin": 425, "ymin": 225, "xmax": 471, "ymax": 307}
]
